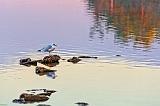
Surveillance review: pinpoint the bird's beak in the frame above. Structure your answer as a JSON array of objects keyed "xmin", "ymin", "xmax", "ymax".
[{"xmin": 53, "ymin": 44, "xmax": 57, "ymax": 46}]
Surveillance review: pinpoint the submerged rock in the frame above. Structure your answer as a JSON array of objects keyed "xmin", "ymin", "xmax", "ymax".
[
  {"xmin": 78, "ymin": 56, "xmax": 98, "ymax": 59},
  {"xmin": 75, "ymin": 102, "xmax": 89, "ymax": 106},
  {"xmin": 116, "ymin": 54, "xmax": 121, "ymax": 57},
  {"xmin": 67, "ymin": 57, "xmax": 81, "ymax": 63},
  {"xmin": 37, "ymin": 104, "xmax": 51, "ymax": 106}
]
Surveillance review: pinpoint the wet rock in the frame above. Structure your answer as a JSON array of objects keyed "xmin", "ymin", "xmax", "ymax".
[
  {"xmin": 13, "ymin": 89, "xmax": 56, "ymax": 104},
  {"xmin": 75, "ymin": 102, "xmax": 89, "ymax": 106},
  {"xmin": 41, "ymin": 55, "xmax": 61, "ymax": 63},
  {"xmin": 20, "ymin": 58, "xmax": 41, "ymax": 66},
  {"xmin": 35, "ymin": 67, "xmax": 56, "ymax": 74},
  {"xmin": 12, "ymin": 99, "xmax": 26, "ymax": 104},
  {"xmin": 20, "ymin": 58, "xmax": 32, "ymax": 66},
  {"xmin": 78, "ymin": 56, "xmax": 98, "ymax": 59},
  {"xmin": 20, "ymin": 93, "xmax": 49, "ymax": 102},
  {"xmin": 67, "ymin": 57, "xmax": 81, "ymax": 63},
  {"xmin": 41, "ymin": 62, "xmax": 59, "ymax": 67},
  {"xmin": 38, "ymin": 92, "xmax": 53, "ymax": 96}
]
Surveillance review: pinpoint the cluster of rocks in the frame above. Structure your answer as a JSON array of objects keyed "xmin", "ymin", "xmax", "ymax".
[
  {"xmin": 17, "ymin": 54, "xmax": 96, "ymax": 105},
  {"xmin": 20, "ymin": 55, "xmax": 98, "ymax": 66},
  {"xmin": 20, "ymin": 55, "xmax": 60, "ymax": 67}
]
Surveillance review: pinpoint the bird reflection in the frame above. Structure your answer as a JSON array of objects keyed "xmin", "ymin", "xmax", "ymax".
[{"xmin": 35, "ymin": 68, "xmax": 57, "ymax": 79}]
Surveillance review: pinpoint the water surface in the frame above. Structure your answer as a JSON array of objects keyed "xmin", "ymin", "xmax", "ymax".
[{"xmin": 0, "ymin": 0, "xmax": 160, "ymax": 66}]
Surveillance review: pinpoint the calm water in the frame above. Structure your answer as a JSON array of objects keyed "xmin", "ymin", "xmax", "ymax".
[{"xmin": 0, "ymin": 0, "xmax": 160, "ymax": 66}]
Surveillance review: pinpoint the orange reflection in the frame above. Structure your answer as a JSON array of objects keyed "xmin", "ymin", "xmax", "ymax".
[{"xmin": 88, "ymin": 0, "xmax": 160, "ymax": 48}]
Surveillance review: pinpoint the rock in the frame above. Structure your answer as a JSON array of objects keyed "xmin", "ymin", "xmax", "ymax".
[
  {"xmin": 20, "ymin": 58, "xmax": 32, "ymax": 66},
  {"xmin": 67, "ymin": 57, "xmax": 81, "ymax": 63},
  {"xmin": 44, "ymin": 90, "xmax": 56, "ymax": 94},
  {"xmin": 41, "ymin": 62, "xmax": 59, "ymax": 67},
  {"xmin": 75, "ymin": 102, "xmax": 89, "ymax": 106},
  {"xmin": 12, "ymin": 99, "xmax": 26, "ymax": 104},
  {"xmin": 20, "ymin": 58, "xmax": 41, "ymax": 66},
  {"xmin": 78, "ymin": 56, "xmax": 98, "ymax": 59},
  {"xmin": 20, "ymin": 58, "xmax": 31, "ymax": 64},
  {"xmin": 20, "ymin": 93, "xmax": 49, "ymax": 102},
  {"xmin": 41, "ymin": 55, "xmax": 61, "ymax": 63},
  {"xmin": 38, "ymin": 92, "xmax": 52, "ymax": 96},
  {"xmin": 35, "ymin": 67, "xmax": 56, "ymax": 74},
  {"xmin": 37, "ymin": 104, "xmax": 51, "ymax": 106},
  {"xmin": 116, "ymin": 54, "xmax": 121, "ymax": 57}
]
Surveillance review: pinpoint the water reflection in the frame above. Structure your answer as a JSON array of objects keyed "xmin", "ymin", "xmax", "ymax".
[
  {"xmin": 35, "ymin": 67, "xmax": 57, "ymax": 79},
  {"xmin": 87, "ymin": 0, "xmax": 160, "ymax": 48},
  {"xmin": 36, "ymin": 70, "xmax": 57, "ymax": 79}
]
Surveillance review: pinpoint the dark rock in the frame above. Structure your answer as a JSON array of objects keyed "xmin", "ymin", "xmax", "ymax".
[
  {"xmin": 61, "ymin": 58, "xmax": 66, "ymax": 60},
  {"xmin": 20, "ymin": 58, "xmax": 42, "ymax": 67},
  {"xmin": 41, "ymin": 55, "xmax": 61, "ymax": 63},
  {"xmin": 37, "ymin": 104, "xmax": 51, "ymax": 106},
  {"xmin": 41, "ymin": 62, "xmax": 59, "ymax": 67},
  {"xmin": 26, "ymin": 89, "xmax": 46, "ymax": 92},
  {"xmin": 75, "ymin": 102, "xmax": 89, "ymax": 106},
  {"xmin": 78, "ymin": 56, "xmax": 98, "ymax": 59},
  {"xmin": 67, "ymin": 57, "xmax": 81, "ymax": 63},
  {"xmin": 116, "ymin": 54, "xmax": 121, "ymax": 57},
  {"xmin": 20, "ymin": 58, "xmax": 32, "ymax": 66},
  {"xmin": 12, "ymin": 99, "xmax": 26, "ymax": 104},
  {"xmin": 38, "ymin": 92, "xmax": 52, "ymax": 96},
  {"xmin": 35, "ymin": 67, "xmax": 56, "ymax": 74},
  {"xmin": 45, "ymin": 90, "xmax": 56, "ymax": 94},
  {"xmin": 20, "ymin": 93, "xmax": 49, "ymax": 102},
  {"xmin": 20, "ymin": 58, "xmax": 31, "ymax": 64}
]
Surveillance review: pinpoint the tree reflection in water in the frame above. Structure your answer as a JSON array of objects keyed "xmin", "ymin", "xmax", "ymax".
[{"xmin": 87, "ymin": 0, "xmax": 160, "ymax": 48}]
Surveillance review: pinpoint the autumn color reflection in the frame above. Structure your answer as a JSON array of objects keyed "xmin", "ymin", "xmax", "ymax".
[{"xmin": 87, "ymin": 0, "xmax": 160, "ymax": 48}]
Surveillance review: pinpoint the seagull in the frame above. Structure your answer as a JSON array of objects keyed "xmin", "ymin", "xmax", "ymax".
[{"xmin": 38, "ymin": 44, "xmax": 57, "ymax": 54}]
